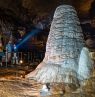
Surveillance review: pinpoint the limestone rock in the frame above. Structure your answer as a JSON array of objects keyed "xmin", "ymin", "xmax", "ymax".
[
  {"xmin": 62, "ymin": 69, "xmax": 95, "ymax": 97},
  {"xmin": 26, "ymin": 5, "xmax": 85, "ymax": 88},
  {"xmin": 78, "ymin": 47, "xmax": 94, "ymax": 82}
]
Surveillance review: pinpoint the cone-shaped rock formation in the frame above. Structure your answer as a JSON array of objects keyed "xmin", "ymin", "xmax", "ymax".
[{"xmin": 26, "ymin": 5, "xmax": 85, "ymax": 86}]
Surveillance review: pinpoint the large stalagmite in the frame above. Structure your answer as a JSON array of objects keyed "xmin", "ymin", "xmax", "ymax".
[{"xmin": 26, "ymin": 5, "xmax": 85, "ymax": 86}]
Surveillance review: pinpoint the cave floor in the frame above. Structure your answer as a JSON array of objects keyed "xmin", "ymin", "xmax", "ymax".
[
  {"xmin": 0, "ymin": 67, "xmax": 63, "ymax": 97},
  {"xmin": 0, "ymin": 79, "xmax": 40, "ymax": 97},
  {"xmin": 0, "ymin": 67, "xmax": 95, "ymax": 97},
  {"xmin": 0, "ymin": 79, "xmax": 64, "ymax": 97}
]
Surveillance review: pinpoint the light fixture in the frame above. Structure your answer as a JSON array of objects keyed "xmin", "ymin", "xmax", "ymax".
[{"xmin": 19, "ymin": 59, "xmax": 23, "ymax": 64}]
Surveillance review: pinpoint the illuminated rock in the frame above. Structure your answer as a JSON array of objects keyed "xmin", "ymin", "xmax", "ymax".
[
  {"xmin": 0, "ymin": 38, "xmax": 3, "ymax": 52},
  {"xmin": 26, "ymin": 5, "xmax": 84, "ymax": 86},
  {"xmin": 63, "ymin": 69, "xmax": 95, "ymax": 97},
  {"xmin": 78, "ymin": 47, "xmax": 94, "ymax": 84}
]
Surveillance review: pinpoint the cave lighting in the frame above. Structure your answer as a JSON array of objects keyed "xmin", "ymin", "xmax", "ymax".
[
  {"xmin": 19, "ymin": 59, "xmax": 23, "ymax": 64},
  {"xmin": 17, "ymin": 28, "xmax": 42, "ymax": 47}
]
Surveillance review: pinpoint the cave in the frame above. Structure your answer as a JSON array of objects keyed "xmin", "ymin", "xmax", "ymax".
[{"xmin": 0, "ymin": 0, "xmax": 95, "ymax": 97}]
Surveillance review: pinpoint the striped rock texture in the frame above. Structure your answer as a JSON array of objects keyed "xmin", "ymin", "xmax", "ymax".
[{"xmin": 26, "ymin": 5, "xmax": 85, "ymax": 86}]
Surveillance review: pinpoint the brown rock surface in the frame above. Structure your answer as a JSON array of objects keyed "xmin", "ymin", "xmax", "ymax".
[
  {"xmin": 0, "ymin": 79, "xmax": 42, "ymax": 97},
  {"xmin": 0, "ymin": 78, "xmax": 64, "ymax": 97},
  {"xmin": 62, "ymin": 69, "xmax": 95, "ymax": 97},
  {"xmin": 0, "ymin": 69, "xmax": 95, "ymax": 97}
]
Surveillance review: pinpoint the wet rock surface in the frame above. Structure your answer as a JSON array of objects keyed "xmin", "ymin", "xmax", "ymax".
[
  {"xmin": 62, "ymin": 69, "xmax": 95, "ymax": 97},
  {"xmin": 0, "ymin": 69, "xmax": 95, "ymax": 97},
  {"xmin": 0, "ymin": 79, "xmax": 42, "ymax": 97}
]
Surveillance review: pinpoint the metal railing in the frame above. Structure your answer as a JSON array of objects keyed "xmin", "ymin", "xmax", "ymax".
[{"xmin": 0, "ymin": 51, "xmax": 45, "ymax": 67}]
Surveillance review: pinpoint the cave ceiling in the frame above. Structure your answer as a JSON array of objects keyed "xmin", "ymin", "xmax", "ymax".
[
  {"xmin": 0, "ymin": 0, "xmax": 94, "ymax": 42},
  {"xmin": 0, "ymin": 0, "xmax": 94, "ymax": 18},
  {"xmin": 0, "ymin": 0, "xmax": 94, "ymax": 34}
]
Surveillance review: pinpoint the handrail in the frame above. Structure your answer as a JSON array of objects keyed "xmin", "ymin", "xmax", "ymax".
[{"xmin": 0, "ymin": 51, "xmax": 45, "ymax": 67}]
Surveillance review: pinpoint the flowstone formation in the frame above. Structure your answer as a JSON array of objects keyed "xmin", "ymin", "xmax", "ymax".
[
  {"xmin": 78, "ymin": 47, "xmax": 94, "ymax": 84},
  {"xmin": 26, "ymin": 5, "xmax": 85, "ymax": 87}
]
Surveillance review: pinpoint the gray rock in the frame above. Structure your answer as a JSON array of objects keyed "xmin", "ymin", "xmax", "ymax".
[{"xmin": 26, "ymin": 5, "xmax": 84, "ymax": 87}]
